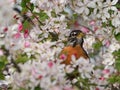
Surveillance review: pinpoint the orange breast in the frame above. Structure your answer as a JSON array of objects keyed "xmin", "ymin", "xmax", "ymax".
[{"xmin": 60, "ymin": 45, "xmax": 88, "ymax": 65}]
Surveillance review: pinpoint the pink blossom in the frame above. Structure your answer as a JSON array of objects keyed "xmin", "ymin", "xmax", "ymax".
[
  {"xmin": 13, "ymin": 32, "xmax": 21, "ymax": 39},
  {"xmin": 48, "ymin": 61, "xmax": 54, "ymax": 68},
  {"xmin": 18, "ymin": 23, "xmax": 23, "ymax": 32},
  {"xmin": 9, "ymin": 0, "xmax": 15, "ymax": 3},
  {"xmin": 94, "ymin": 26, "xmax": 99, "ymax": 32},
  {"xmin": 13, "ymin": 14, "xmax": 17, "ymax": 19},
  {"xmin": 74, "ymin": 21, "xmax": 79, "ymax": 27},
  {"xmin": 99, "ymin": 76, "xmax": 105, "ymax": 81},
  {"xmin": 104, "ymin": 40, "xmax": 110, "ymax": 47},
  {"xmin": 24, "ymin": 41, "xmax": 30, "ymax": 48},
  {"xmin": 37, "ymin": 75, "xmax": 43, "ymax": 79},
  {"xmin": 32, "ymin": 68, "xmax": 43, "ymax": 79},
  {"xmin": 89, "ymin": 20, "xmax": 96, "ymax": 26},
  {"xmin": 80, "ymin": 26, "xmax": 89, "ymax": 33},
  {"xmin": 64, "ymin": 87, "xmax": 74, "ymax": 90},
  {"xmin": 95, "ymin": 87, "xmax": 100, "ymax": 90},
  {"xmin": 0, "ymin": 49, "xmax": 3, "ymax": 56},
  {"xmin": 52, "ymin": 86, "xmax": 61, "ymax": 90},
  {"xmin": 3, "ymin": 27, "xmax": 8, "ymax": 32},
  {"xmin": 13, "ymin": 14, "xmax": 19, "ymax": 20},
  {"xmin": 59, "ymin": 54, "xmax": 67, "ymax": 60},
  {"xmin": 32, "ymin": 67, "xmax": 37, "ymax": 76},
  {"xmin": 102, "ymin": 69, "xmax": 110, "ymax": 74},
  {"xmin": 24, "ymin": 30, "xmax": 29, "ymax": 38},
  {"xmin": 54, "ymin": 29, "xmax": 59, "ymax": 34}
]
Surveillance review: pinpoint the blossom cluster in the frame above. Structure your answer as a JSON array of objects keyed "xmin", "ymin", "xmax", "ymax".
[{"xmin": 0, "ymin": 0, "xmax": 120, "ymax": 90}]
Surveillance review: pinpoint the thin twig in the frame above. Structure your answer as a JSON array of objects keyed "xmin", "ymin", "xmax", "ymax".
[{"xmin": 25, "ymin": 4, "xmax": 44, "ymax": 26}]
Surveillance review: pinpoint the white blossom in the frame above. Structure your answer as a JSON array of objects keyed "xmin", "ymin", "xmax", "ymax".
[{"xmin": 0, "ymin": 0, "xmax": 120, "ymax": 90}]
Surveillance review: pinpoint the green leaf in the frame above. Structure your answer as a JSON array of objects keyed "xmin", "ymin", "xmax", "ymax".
[
  {"xmin": 0, "ymin": 56, "xmax": 8, "ymax": 65},
  {"xmin": 0, "ymin": 61, "xmax": 5, "ymax": 69},
  {"xmin": 102, "ymin": 22, "xmax": 107, "ymax": 27},
  {"xmin": 108, "ymin": 10, "xmax": 114, "ymax": 15},
  {"xmin": 92, "ymin": 41, "xmax": 102, "ymax": 50},
  {"xmin": 0, "ymin": 71, "xmax": 5, "ymax": 80},
  {"xmin": 21, "ymin": 0, "xmax": 30, "ymax": 7},
  {"xmin": 113, "ymin": 49, "xmax": 120, "ymax": 71},
  {"xmin": 21, "ymin": 7, "xmax": 28, "ymax": 14},
  {"xmin": 108, "ymin": 75, "xmax": 120, "ymax": 84},
  {"xmin": 16, "ymin": 54, "xmax": 29, "ymax": 64},
  {"xmin": 21, "ymin": 0, "xmax": 31, "ymax": 15},
  {"xmin": 21, "ymin": 1, "xmax": 26, "ymax": 8},
  {"xmin": 23, "ymin": 20, "xmax": 30, "ymax": 30},
  {"xmin": 114, "ymin": 33, "xmax": 120, "ymax": 41},
  {"xmin": 51, "ymin": 10, "xmax": 57, "ymax": 17},
  {"xmin": 34, "ymin": 86, "xmax": 42, "ymax": 90},
  {"xmin": 21, "ymin": 0, "xmax": 26, "ymax": 7},
  {"xmin": 115, "ymin": 3, "xmax": 120, "ymax": 9},
  {"xmin": 115, "ymin": 58, "xmax": 120, "ymax": 71},
  {"xmin": 39, "ymin": 11, "xmax": 49, "ymax": 21},
  {"xmin": 108, "ymin": 20, "xmax": 114, "ymax": 27},
  {"xmin": 0, "ymin": 56, "xmax": 7, "ymax": 61},
  {"xmin": 49, "ymin": 32, "xmax": 59, "ymax": 41},
  {"xmin": 19, "ymin": 88, "xmax": 26, "ymax": 90},
  {"xmin": 30, "ymin": 3, "xmax": 34, "ymax": 12},
  {"xmin": 112, "ymin": 49, "xmax": 120, "ymax": 57},
  {"xmin": 73, "ymin": 13, "xmax": 78, "ymax": 20},
  {"xmin": 60, "ymin": 11, "xmax": 68, "ymax": 15},
  {"xmin": 88, "ymin": 7, "xmax": 94, "ymax": 15}
]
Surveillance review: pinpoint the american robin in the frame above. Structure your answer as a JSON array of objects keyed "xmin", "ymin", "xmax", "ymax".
[{"xmin": 60, "ymin": 30, "xmax": 89, "ymax": 65}]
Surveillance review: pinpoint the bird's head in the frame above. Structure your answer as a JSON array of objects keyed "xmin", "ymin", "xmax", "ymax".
[{"xmin": 68, "ymin": 30, "xmax": 85, "ymax": 47}]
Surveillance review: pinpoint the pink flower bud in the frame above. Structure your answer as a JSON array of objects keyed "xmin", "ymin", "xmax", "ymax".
[
  {"xmin": 102, "ymin": 69, "xmax": 110, "ymax": 74},
  {"xmin": 105, "ymin": 40, "xmax": 110, "ymax": 47},
  {"xmin": 89, "ymin": 20, "xmax": 96, "ymax": 26},
  {"xmin": 95, "ymin": 87, "xmax": 100, "ymax": 90},
  {"xmin": 13, "ymin": 15, "xmax": 17, "ymax": 19},
  {"xmin": 74, "ymin": 21, "xmax": 79, "ymax": 27},
  {"xmin": 59, "ymin": 54, "xmax": 67, "ymax": 60},
  {"xmin": 13, "ymin": 32, "xmax": 21, "ymax": 39},
  {"xmin": 24, "ymin": 41, "xmax": 30, "ymax": 48},
  {"xmin": 18, "ymin": 23, "xmax": 23, "ymax": 32},
  {"xmin": 94, "ymin": 26, "xmax": 99, "ymax": 32},
  {"xmin": 99, "ymin": 76, "xmax": 105, "ymax": 81},
  {"xmin": 3, "ymin": 27, "xmax": 8, "ymax": 32},
  {"xmin": 24, "ymin": 30, "xmax": 29, "ymax": 38},
  {"xmin": 38, "ymin": 75, "xmax": 43, "ymax": 79},
  {"xmin": 80, "ymin": 26, "xmax": 89, "ymax": 33},
  {"xmin": 64, "ymin": 87, "xmax": 74, "ymax": 90},
  {"xmin": 0, "ymin": 49, "xmax": 3, "ymax": 56},
  {"xmin": 48, "ymin": 61, "xmax": 54, "ymax": 68}
]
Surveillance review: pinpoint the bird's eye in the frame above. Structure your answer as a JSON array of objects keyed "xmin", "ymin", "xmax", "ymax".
[
  {"xmin": 71, "ymin": 32, "xmax": 77, "ymax": 36},
  {"xmin": 73, "ymin": 32, "xmax": 77, "ymax": 35},
  {"xmin": 69, "ymin": 30, "xmax": 82, "ymax": 38}
]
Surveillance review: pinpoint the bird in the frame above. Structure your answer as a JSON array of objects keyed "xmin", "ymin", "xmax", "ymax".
[{"xmin": 59, "ymin": 30, "xmax": 89, "ymax": 65}]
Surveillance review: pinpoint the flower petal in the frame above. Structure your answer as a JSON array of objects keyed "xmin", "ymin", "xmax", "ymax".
[
  {"xmin": 111, "ymin": 0, "xmax": 118, "ymax": 5},
  {"xmin": 87, "ymin": 1, "xmax": 96, "ymax": 8}
]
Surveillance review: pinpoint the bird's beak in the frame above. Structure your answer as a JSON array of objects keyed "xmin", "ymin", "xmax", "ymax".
[{"xmin": 77, "ymin": 32, "xmax": 85, "ymax": 39}]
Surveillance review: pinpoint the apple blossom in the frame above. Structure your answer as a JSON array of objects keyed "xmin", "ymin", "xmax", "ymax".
[
  {"xmin": 0, "ymin": 0, "xmax": 120, "ymax": 90},
  {"xmin": 18, "ymin": 23, "xmax": 23, "ymax": 32},
  {"xmin": 0, "ymin": 49, "xmax": 3, "ymax": 56}
]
